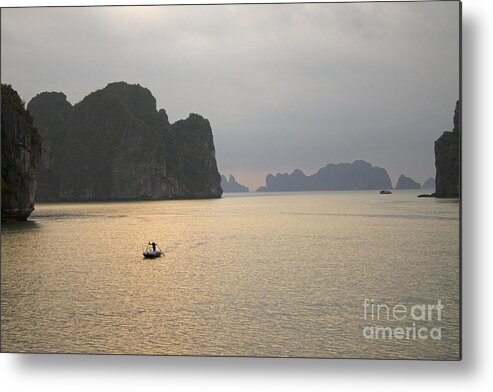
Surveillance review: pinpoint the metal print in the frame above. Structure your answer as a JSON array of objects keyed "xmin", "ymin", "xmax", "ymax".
[{"xmin": 0, "ymin": 1, "xmax": 461, "ymax": 359}]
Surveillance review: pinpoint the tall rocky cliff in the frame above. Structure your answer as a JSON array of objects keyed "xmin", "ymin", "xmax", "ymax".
[
  {"xmin": 257, "ymin": 160, "xmax": 392, "ymax": 192},
  {"xmin": 27, "ymin": 82, "xmax": 222, "ymax": 201},
  {"xmin": 1, "ymin": 84, "xmax": 41, "ymax": 221},
  {"xmin": 434, "ymin": 100, "xmax": 460, "ymax": 198}
]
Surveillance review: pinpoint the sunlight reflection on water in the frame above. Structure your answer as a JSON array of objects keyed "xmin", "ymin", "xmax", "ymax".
[{"xmin": 1, "ymin": 190, "xmax": 459, "ymax": 358}]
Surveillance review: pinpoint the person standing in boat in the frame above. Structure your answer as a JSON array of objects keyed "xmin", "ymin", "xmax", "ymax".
[{"xmin": 151, "ymin": 242, "xmax": 157, "ymax": 252}]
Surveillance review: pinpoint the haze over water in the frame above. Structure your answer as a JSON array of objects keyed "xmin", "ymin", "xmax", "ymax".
[{"xmin": 1, "ymin": 191, "xmax": 459, "ymax": 359}]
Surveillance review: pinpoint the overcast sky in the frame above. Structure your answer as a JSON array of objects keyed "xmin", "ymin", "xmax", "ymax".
[{"xmin": 1, "ymin": 1, "xmax": 460, "ymax": 190}]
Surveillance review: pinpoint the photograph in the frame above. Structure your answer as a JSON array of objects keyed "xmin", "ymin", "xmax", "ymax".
[{"xmin": 1, "ymin": 0, "xmax": 461, "ymax": 360}]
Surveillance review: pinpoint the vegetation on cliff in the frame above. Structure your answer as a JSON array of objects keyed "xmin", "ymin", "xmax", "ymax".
[
  {"xmin": 434, "ymin": 100, "xmax": 460, "ymax": 198},
  {"xmin": 27, "ymin": 82, "xmax": 222, "ymax": 201},
  {"xmin": 1, "ymin": 84, "xmax": 41, "ymax": 221}
]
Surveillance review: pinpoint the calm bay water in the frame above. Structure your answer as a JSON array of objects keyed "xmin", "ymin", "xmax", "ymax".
[{"xmin": 1, "ymin": 191, "xmax": 459, "ymax": 359}]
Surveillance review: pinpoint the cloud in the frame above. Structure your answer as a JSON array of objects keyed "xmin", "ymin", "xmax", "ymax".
[{"xmin": 1, "ymin": 2, "xmax": 459, "ymax": 190}]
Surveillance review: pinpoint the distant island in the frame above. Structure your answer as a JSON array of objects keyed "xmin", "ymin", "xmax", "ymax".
[
  {"xmin": 434, "ymin": 100, "xmax": 460, "ymax": 198},
  {"xmin": 257, "ymin": 160, "xmax": 392, "ymax": 192},
  {"xmin": 395, "ymin": 175, "xmax": 421, "ymax": 190},
  {"xmin": 1, "ymin": 84, "xmax": 41, "ymax": 221},
  {"xmin": 423, "ymin": 177, "xmax": 436, "ymax": 189},
  {"xmin": 27, "ymin": 82, "xmax": 222, "ymax": 201},
  {"xmin": 221, "ymin": 175, "xmax": 249, "ymax": 192},
  {"xmin": 1, "ymin": 81, "xmax": 459, "ymax": 212}
]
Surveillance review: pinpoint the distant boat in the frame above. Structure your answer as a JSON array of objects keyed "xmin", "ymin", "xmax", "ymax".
[
  {"xmin": 143, "ymin": 242, "xmax": 163, "ymax": 259},
  {"xmin": 380, "ymin": 190, "xmax": 392, "ymax": 194}
]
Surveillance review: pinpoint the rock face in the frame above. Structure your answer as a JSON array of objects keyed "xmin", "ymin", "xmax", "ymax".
[
  {"xmin": 27, "ymin": 82, "xmax": 222, "ymax": 201},
  {"xmin": 423, "ymin": 177, "xmax": 436, "ymax": 189},
  {"xmin": 221, "ymin": 174, "xmax": 249, "ymax": 192},
  {"xmin": 1, "ymin": 84, "xmax": 41, "ymax": 221},
  {"xmin": 434, "ymin": 100, "xmax": 460, "ymax": 198},
  {"xmin": 26, "ymin": 92, "xmax": 72, "ymax": 199},
  {"xmin": 395, "ymin": 175, "xmax": 421, "ymax": 190},
  {"xmin": 257, "ymin": 160, "xmax": 392, "ymax": 192}
]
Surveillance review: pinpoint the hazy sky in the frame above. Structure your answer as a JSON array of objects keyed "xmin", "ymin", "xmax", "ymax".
[{"xmin": 1, "ymin": 1, "xmax": 460, "ymax": 190}]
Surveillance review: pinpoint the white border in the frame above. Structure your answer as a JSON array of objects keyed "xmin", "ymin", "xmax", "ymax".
[{"xmin": 1, "ymin": 0, "xmax": 492, "ymax": 390}]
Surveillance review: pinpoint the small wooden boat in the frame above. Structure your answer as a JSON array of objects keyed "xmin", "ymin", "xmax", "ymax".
[
  {"xmin": 143, "ymin": 250, "xmax": 162, "ymax": 259},
  {"xmin": 143, "ymin": 242, "xmax": 163, "ymax": 259},
  {"xmin": 380, "ymin": 190, "xmax": 392, "ymax": 194}
]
